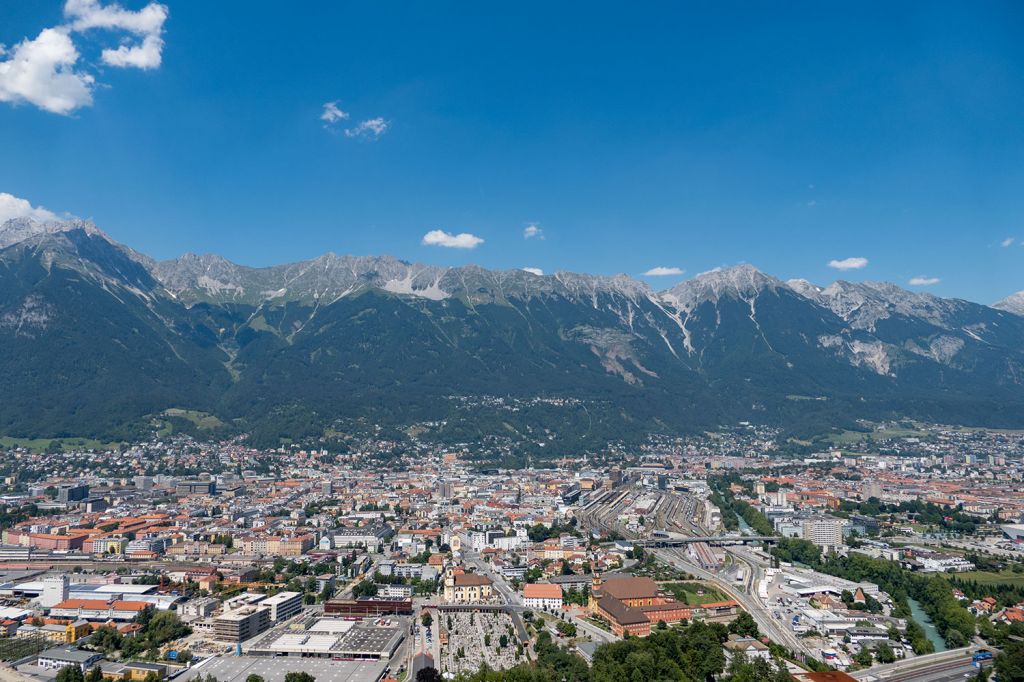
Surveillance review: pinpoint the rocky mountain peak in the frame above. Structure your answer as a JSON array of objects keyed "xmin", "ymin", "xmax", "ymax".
[
  {"xmin": 995, "ymin": 291, "xmax": 1024, "ymax": 316},
  {"xmin": 659, "ymin": 264, "xmax": 782, "ymax": 310},
  {"xmin": 814, "ymin": 280, "xmax": 965, "ymax": 331},
  {"xmin": 785, "ymin": 278, "xmax": 823, "ymax": 300},
  {"xmin": 0, "ymin": 216, "xmax": 108, "ymax": 250}
]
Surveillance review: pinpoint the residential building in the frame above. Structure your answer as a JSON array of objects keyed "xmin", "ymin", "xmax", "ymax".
[
  {"xmin": 57, "ymin": 484, "xmax": 90, "ymax": 504},
  {"xmin": 802, "ymin": 516, "xmax": 845, "ymax": 551},
  {"xmin": 376, "ymin": 583, "xmax": 414, "ymax": 599},
  {"xmin": 522, "ymin": 583, "xmax": 563, "ymax": 611},
  {"xmin": 262, "ymin": 591, "xmax": 302, "ymax": 622},
  {"xmin": 49, "ymin": 599, "xmax": 150, "ymax": 622},
  {"xmin": 213, "ymin": 605, "xmax": 271, "ymax": 642}
]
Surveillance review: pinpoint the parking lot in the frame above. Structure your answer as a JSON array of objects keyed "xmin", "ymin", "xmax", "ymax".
[{"xmin": 179, "ymin": 655, "xmax": 389, "ymax": 682}]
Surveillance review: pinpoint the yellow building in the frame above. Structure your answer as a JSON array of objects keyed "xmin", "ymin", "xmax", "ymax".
[
  {"xmin": 101, "ymin": 537, "xmax": 130, "ymax": 555},
  {"xmin": 65, "ymin": 619, "xmax": 92, "ymax": 643},
  {"xmin": 443, "ymin": 571, "xmax": 494, "ymax": 603}
]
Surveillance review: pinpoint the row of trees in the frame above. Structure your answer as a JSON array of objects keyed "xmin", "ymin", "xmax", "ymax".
[{"xmin": 709, "ymin": 481, "xmax": 775, "ymax": 537}]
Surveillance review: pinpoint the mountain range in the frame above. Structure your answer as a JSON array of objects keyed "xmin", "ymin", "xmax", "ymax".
[{"xmin": 3, "ymin": 216, "xmax": 1024, "ymax": 449}]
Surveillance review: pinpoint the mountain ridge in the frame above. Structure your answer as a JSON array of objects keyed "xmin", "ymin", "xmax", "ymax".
[
  {"xmin": 3, "ymin": 215, "xmax": 1024, "ymax": 447},
  {"xmin": 5, "ymin": 216, "xmax": 1018, "ymax": 315}
]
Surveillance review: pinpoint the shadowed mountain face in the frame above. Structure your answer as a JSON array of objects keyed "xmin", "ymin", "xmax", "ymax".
[{"xmin": 3, "ymin": 217, "xmax": 1024, "ymax": 445}]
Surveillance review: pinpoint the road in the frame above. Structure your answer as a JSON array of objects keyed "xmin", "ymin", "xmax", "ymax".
[
  {"xmin": 565, "ymin": 609, "xmax": 617, "ymax": 645},
  {"xmin": 456, "ymin": 533, "xmax": 522, "ymax": 607}
]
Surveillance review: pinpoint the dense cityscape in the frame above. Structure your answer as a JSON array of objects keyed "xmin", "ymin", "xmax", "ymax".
[{"xmin": 0, "ymin": 423, "xmax": 1023, "ymax": 682}]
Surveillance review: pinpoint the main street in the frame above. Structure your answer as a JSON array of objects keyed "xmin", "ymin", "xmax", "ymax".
[{"xmin": 457, "ymin": 532, "xmax": 521, "ymax": 606}]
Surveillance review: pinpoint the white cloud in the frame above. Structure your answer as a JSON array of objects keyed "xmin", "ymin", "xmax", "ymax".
[
  {"xmin": 828, "ymin": 256, "xmax": 869, "ymax": 270},
  {"xmin": 100, "ymin": 32, "xmax": 163, "ymax": 69},
  {"xmin": 643, "ymin": 266, "xmax": 685, "ymax": 277},
  {"xmin": 345, "ymin": 117, "xmax": 389, "ymax": 140},
  {"xmin": 64, "ymin": 0, "xmax": 168, "ymax": 69},
  {"xmin": 65, "ymin": 0, "xmax": 166, "ymax": 36},
  {"xmin": 522, "ymin": 267, "xmax": 543, "ymax": 276},
  {"xmin": 0, "ymin": 28, "xmax": 93, "ymax": 115},
  {"xmin": 421, "ymin": 229, "xmax": 484, "ymax": 249},
  {"xmin": 0, "ymin": 1, "xmax": 167, "ymax": 115},
  {"xmin": 909, "ymin": 276, "xmax": 941, "ymax": 286},
  {"xmin": 1001, "ymin": 237, "xmax": 1016, "ymax": 248},
  {"xmin": 0, "ymin": 192, "xmax": 59, "ymax": 223},
  {"xmin": 320, "ymin": 101, "xmax": 349, "ymax": 125},
  {"xmin": 523, "ymin": 224, "xmax": 543, "ymax": 240}
]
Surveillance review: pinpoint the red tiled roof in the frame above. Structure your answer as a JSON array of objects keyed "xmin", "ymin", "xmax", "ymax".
[
  {"xmin": 53, "ymin": 599, "xmax": 149, "ymax": 612},
  {"xmin": 523, "ymin": 583, "xmax": 562, "ymax": 600},
  {"xmin": 453, "ymin": 573, "xmax": 492, "ymax": 586}
]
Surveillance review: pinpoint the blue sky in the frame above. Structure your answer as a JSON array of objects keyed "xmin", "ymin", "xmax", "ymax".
[{"xmin": 1, "ymin": 2, "xmax": 1022, "ymax": 303}]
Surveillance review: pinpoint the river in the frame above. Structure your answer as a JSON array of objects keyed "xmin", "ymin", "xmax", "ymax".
[{"xmin": 908, "ymin": 597, "xmax": 947, "ymax": 652}]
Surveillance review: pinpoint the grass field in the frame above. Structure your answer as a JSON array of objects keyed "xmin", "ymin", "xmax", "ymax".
[
  {"xmin": 162, "ymin": 408, "xmax": 224, "ymax": 430},
  {"xmin": 0, "ymin": 436, "xmax": 120, "ymax": 453},
  {"xmin": 663, "ymin": 582, "xmax": 728, "ymax": 605},
  {"xmin": 944, "ymin": 569, "xmax": 1024, "ymax": 587},
  {"xmin": 827, "ymin": 427, "xmax": 927, "ymax": 445}
]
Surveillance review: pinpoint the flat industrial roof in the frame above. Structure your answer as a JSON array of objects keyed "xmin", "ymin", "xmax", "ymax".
[
  {"xmin": 180, "ymin": 655, "xmax": 389, "ymax": 682},
  {"xmin": 247, "ymin": 621, "xmax": 402, "ymax": 658},
  {"xmin": 263, "ymin": 591, "xmax": 301, "ymax": 605},
  {"xmin": 310, "ymin": 619, "xmax": 356, "ymax": 634},
  {"xmin": 11, "ymin": 581, "xmax": 156, "ymax": 594}
]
